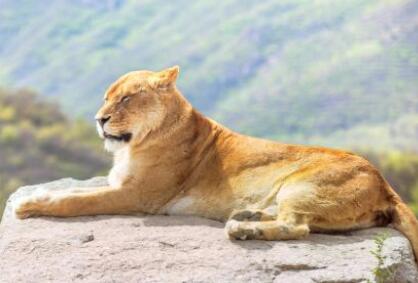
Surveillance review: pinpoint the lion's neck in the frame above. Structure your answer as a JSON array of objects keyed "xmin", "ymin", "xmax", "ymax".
[
  {"xmin": 136, "ymin": 107, "xmax": 218, "ymax": 155},
  {"xmin": 126, "ymin": 103, "xmax": 225, "ymax": 183}
]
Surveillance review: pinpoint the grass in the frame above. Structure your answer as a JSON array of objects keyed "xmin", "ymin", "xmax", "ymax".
[{"xmin": 367, "ymin": 233, "xmax": 396, "ymax": 283}]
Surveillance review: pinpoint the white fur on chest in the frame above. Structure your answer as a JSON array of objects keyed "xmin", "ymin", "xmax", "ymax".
[{"xmin": 108, "ymin": 147, "xmax": 131, "ymax": 188}]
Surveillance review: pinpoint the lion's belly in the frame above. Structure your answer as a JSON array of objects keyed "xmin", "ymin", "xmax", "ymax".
[
  {"xmin": 163, "ymin": 175, "xmax": 281, "ymax": 221},
  {"xmin": 163, "ymin": 194, "xmax": 236, "ymax": 221},
  {"xmin": 162, "ymin": 160, "xmax": 305, "ymax": 220},
  {"xmin": 164, "ymin": 196, "xmax": 199, "ymax": 215}
]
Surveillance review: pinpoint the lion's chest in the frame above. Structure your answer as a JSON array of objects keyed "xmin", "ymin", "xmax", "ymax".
[{"xmin": 108, "ymin": 147, "xmax": 131, "ymax": 188}]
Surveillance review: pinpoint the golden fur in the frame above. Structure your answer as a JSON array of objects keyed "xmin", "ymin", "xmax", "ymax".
[{"xmin": 15, "ymin": 66, "xmax": 418, "ymax": 262}]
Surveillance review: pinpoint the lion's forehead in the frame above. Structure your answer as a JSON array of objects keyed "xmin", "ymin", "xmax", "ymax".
[{"xmin": 105, "ymin": 71, "xmax": 154, "ymax": 100}]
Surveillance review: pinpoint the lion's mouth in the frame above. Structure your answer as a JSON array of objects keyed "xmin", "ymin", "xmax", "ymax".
[{"xmin": 103, "ymin": 132, "xmax": 132, "ymax": 142}]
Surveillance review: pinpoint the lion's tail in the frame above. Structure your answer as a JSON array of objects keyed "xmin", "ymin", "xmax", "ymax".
[{"xmin": 390, "ymin": 194, "xmax": 418, "ymax": 263}]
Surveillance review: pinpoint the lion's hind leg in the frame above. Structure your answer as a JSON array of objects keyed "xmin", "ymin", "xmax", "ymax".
[
  {"xmin": 225, "ymin": 171, "xmax": 391, "ymax": 241},
  {"xmin": 226, "ymin": 207, "xmax": 309, "ymax": 241},
  {"xmin": 225, "ymin": 182, "xmax": 318, "ymax": 241},
  {"xmin": 225, "ymin": 213, "xmax": 309, "ymax": 241}
]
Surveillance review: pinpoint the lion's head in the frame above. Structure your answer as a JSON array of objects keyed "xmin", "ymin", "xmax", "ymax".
[{"xmin": 95, "ymin": 66, "xmax": 182, "ymax": 152}]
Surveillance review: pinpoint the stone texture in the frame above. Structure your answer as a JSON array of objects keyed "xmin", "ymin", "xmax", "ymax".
[{"xmin": 1, "ymin": 177, "xmax": 417, "ymax": 283}]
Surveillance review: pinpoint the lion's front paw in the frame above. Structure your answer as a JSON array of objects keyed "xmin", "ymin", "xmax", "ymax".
[
  {"xmin": 14, "ymin": 199, "xmax": 35, "ymax": 219},
  {"xmin": 13, "ymin": 188, "xmax": 52, "ymax": 219}
]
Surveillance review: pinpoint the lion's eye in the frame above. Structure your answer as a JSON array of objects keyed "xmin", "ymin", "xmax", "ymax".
[{"xmin": 121, "ymin": 96, "xmax": 130, "ymax": 103}]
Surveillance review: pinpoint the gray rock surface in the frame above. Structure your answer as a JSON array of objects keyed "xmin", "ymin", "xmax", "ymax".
[{"xmin": 1, "ymin": 177, "xmax": 417, "ymax": 283}]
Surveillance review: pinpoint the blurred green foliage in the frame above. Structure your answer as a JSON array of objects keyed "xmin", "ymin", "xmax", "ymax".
[{"xmin": 0, "ymin": 88, "xmax": 110, "ymax": 214}]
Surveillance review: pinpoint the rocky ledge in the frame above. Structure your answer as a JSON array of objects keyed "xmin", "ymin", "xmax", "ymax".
[{"xmin": 0, "ymin": 177, "xmax": 417, "ymax": 283}]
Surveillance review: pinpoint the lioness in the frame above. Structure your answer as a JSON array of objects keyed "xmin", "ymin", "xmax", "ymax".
[{"xmin": 15, "ymin": 66, "xmax": 418, "ymax": 262}]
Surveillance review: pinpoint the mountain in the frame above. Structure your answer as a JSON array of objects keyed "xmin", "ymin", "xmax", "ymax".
[{"xmin": 0, "ymin": 0, "xmax": 417, "ymax": 151}]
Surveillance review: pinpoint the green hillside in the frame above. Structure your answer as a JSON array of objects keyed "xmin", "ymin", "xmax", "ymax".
[{"xmin": 0, "ymin": 0, "xmax": 417, "ymax": 151}]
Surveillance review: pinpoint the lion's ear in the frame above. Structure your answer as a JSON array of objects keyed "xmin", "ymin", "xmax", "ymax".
[{"xmin": 149, "ymin": 65, "xmax": 180, "ymax": 89}]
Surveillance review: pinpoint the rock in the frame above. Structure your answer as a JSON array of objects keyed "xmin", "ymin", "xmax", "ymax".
[{"xmin": 0, "ymin": 177, "xmax": 417, "ymax": 283}]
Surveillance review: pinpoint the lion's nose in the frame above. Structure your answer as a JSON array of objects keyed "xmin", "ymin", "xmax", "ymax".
[{"xmin": 96, "ymin": 116, "xmax": 111, "ymax": 127}]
